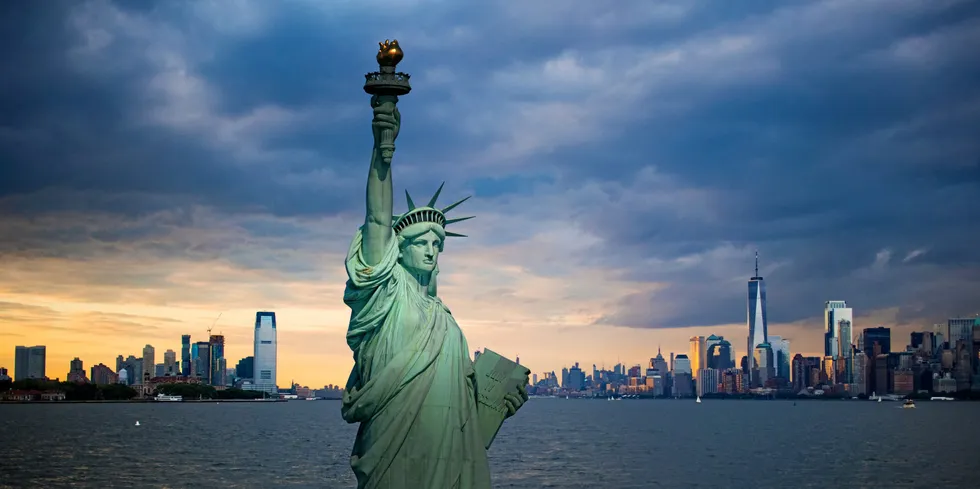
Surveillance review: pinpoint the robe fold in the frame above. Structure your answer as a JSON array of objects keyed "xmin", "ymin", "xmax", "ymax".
[{"xmin": 341, "ymin": 229, "xmax": 491, "ymax": 489}]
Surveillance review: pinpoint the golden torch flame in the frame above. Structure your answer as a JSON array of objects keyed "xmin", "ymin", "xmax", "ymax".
[{"xmin": 377, "ymin": 39, "xmax": 404, "ymax": 68}]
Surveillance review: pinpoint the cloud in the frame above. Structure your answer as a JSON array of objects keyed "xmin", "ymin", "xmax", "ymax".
[{"xmin": 1, "ymin": 0, "xmax": 978, "ymax": 384}]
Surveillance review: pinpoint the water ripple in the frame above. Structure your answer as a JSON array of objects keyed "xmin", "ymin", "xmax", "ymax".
[{"xmin": 0, "ymin": 399, "xmax": 976, "ymax": 488}]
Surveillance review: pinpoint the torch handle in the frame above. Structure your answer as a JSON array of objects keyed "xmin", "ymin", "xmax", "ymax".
[{"xmin": 380, "ymin": 128, "xmax": 395, "ymax": 165}]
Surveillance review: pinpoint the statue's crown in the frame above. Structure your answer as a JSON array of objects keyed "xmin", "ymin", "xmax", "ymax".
[{"xmin": 392, "ymin": 182, "xmax": 473, "ymax": 238}]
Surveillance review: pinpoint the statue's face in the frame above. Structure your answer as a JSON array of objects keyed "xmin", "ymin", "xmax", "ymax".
[{"xmin": 399, "ymin": 229, "xmax": 441, "ymax": 273}]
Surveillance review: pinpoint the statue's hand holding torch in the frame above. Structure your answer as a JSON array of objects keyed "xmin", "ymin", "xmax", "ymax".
[
  {"xmin": 364, "ymin": 39, "xmax": 411, "ymax": 166},
  {"xmin": 371, "ymin": 94, "xmax": 400, "ymax": 165}
]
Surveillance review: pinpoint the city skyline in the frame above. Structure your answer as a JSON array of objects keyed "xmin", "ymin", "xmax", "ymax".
[
  {"xmin": 1, "ymin": 1, "xmax": 978, "ymax": 388},
  {"xmin": 4, "ymin": 299, "xmax": 977, "ymax": 388}
]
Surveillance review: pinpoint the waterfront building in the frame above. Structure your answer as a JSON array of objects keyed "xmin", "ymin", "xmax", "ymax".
[
  {"xmin": 181, "ymin": 335, "xmax": 191, "ymax": 377},
  {"xmin": 823, "ymin": 301, "xmax": 852, "ymax": 359},
  {"xmin": 254, "ymin": 311, "xmax": 278, "ymax": 395},
  {"xmin": 14, "ymin": 345, "xmax": 46, "ymax": 381},
  {"xmin": 746, "ymin": 252, "xmax": 768, "ymax": 375}
]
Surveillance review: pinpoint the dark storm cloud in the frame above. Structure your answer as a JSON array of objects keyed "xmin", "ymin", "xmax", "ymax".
[
  {"xmin": 0, "ymin": 0, "xmax": 977, "ymax": 336},
  {"xmin": 562, "ymin": 1, "xmax": 980, "ymax": 328}
]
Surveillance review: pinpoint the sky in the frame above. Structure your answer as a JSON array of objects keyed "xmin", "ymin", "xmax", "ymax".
[{"xmin": 1, "ymin": 0, "xmax": 978, "ymax": 388}]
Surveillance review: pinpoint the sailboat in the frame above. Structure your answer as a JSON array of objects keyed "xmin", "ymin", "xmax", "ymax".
[{"xmin": 696, "ymin": 395, "xmax": 702, "ymax": 404}]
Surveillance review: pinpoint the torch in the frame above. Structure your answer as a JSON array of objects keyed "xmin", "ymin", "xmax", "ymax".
[{"xmin": 364, "ymin": 39, "xmax": 412, "ymax": 165}]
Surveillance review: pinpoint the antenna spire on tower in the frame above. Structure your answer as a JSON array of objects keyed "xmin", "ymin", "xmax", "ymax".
[{"xmin": 754, "ymin": 249, "xmax": 759, "ymax": 277}]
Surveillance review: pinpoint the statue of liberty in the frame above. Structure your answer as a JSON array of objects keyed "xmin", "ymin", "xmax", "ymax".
[{"xmin": 341, "ymin": 40, "xmax": 528, "ymax": 489}]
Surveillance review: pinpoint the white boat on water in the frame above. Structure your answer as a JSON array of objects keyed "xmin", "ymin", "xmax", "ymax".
[
  {"xmin": 696, "ymin": 396, "xmax": 702, "ymax": 403},
  {"xmin": 155, "ymin": 394, "xmax": 183, "ymax": 402},
  {"xmin": 930, "ymin": 396, "xmax": 954, "ymax": 401}
]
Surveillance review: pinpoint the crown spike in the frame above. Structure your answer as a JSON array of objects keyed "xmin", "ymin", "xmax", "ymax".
[
  {"xmin": 405, "ymin": 190, "xmax": 416, "ymax": 211},
  {"xmin": 445, "ymin": 216, "xmax": 475, "ymax": 225},
  {"xmin": 445, "ymin": 231, "xmax": 468, "ymax": 238},
  {"xmin": 441, "ymin": 195, "xmax": 471, "ymax": 214},
  {"xmin": 427, "ymin": 182, "xmax": 445, "ymax": 208}
]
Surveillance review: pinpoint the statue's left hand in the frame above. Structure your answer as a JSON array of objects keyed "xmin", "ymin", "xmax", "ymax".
[{"xmin": 503, "ymin": 383, "xmax": 529, "ymax": 418}]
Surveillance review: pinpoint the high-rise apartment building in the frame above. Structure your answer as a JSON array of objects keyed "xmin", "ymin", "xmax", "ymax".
[
  {"xmin": 746, "ymin": 252, "xmax": 768, "ymax": 374},
  {"xmin": 823, "ymin": 301, "xmax": 852, "ymax": 358},
  {"xmin": 254, "ymin": 311, "xmax": 278, "ymax": 395},
  {"xmin": 14, "ymin": 345, "xmax": 46, "ymax": 381},
  {"xmin": 142, "ymin": 344, "xmax": 155, "ymax": 384},
  {"xmin": 90, "ymin": 363, "xmax": 117, "ymax": 385},
  {"xmin": 163, "ymin": 349, "xmax": 177, "ymax": 376},
  {"xmin": 181, "ymin": 335, "xmax": 191, "ymax": 377},
  {"xmin": 195, "ymin": 342, "xmax": 211, "ymax": 383},
  {"xmin": 210, "ymin": 335, "xmax": 226, "ymax": 387},
  {"xmin": 67, "ymin": 357, "xmax": 87, "ymax": 383}
]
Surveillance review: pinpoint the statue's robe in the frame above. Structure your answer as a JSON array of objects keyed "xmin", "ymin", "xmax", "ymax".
[{"xmin": 341, "ymin": 229, "xmax": 491, "ymax": 489}]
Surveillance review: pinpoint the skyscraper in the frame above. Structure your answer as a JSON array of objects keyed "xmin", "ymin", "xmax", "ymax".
[
  {"xmin": 753, "ymin": 343, "xmax": 774, "ymax": 387},
  {"xmin": 210, "ymin": 335, "xmax": 226, "ymax": 387},
  {"xmin": 142, "ymin": 344, "xmax": 155, "ymax": 384},
  {"xmin": 163, "ymin": 349, "xmax": 177, "ymax": 376},
  {"xmin": 181, "ymin": 335, "xmax": 191, "ymax": 377},
  {"xmin": 254, "ymin": 311, "xmax": 278, "ymax": 395},
  {"xmin": 746, "ymin": 251, "xmax": 768, "ymax": 374},
  {"xmin": 768, "ymin": 335, "xmax": 791, "ymax": 380},
  {"xmin": 195, "ymin": 341, "xmax": 211, "ymax": 383},
  {"xmin": 190, "ymin": 342, "xmax": 199, "ymax": 377},
  {"xmin": 947, "ymin": 318, "xmax": 975, "ymax": 347},
  {"xmin": 823, "ymin": 301, "xmax": 852, "ymax": 358},
  {"xmin": 689, "ymin": 336, "xmax": 706, "ymax": 378},
  {"xmin": 14, "ymin": 345, "xmax": 46, "ymax": 381},
  {"xmin": 861, "ymin": 327, "xmax": 891, "ymax": 357}
]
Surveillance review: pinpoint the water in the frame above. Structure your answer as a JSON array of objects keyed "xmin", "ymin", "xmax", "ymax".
[{"xmin": 1, "ymin": 399, "xmax": 976, "ymax": 488}]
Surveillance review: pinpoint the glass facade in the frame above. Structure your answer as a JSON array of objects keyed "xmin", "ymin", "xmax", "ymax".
[
  {"xmin": 253, "ymin": 311, "xmax": 278, "ymax": 395},
  {"xmin": 861, "ymin": 327, "xmax": 891, "ymax": 357},
  {"xmin": 823, "ymin": 301, "xmax": 852, "ymax": 358},
  {"xmin": 181, "ymin": 335, "xmax": 191, "ymax": 377},
  {"xmin": 195, "ymin": 342, "xmax": 210, "ymax": 383},
  {"xmin": 209, "ymin": 335, "xmax": 225, "ymax": 386},
  {"xmin": 746, "ymin": 277, "xmax": 768, "ymax": 374}
]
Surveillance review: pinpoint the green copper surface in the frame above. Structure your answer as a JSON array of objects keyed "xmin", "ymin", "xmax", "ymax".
[{"xmin": 341, "ymin": 42, "xmax": 528, "ymax": 489}]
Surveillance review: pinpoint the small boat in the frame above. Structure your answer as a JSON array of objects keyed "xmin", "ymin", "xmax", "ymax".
[
  {"xmin": 155, "ymin": 394, "xmax": 182, "ymax": 402},
  {"xmin": 903, "ymin": 399, "xmax": 915, "ymax": 409},
  {"xmin": 877, "ymin": 397, "xmax": 882, "ymax": 403},
  {"xmin": 696, "ymin": 396, "xmax": 702, "ymax": 404},
  {"xmin": 135, "ymin": 421, "xmax": 140, "ymax": 426}
]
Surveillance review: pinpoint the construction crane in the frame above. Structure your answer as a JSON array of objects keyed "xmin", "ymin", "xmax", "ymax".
[{"xmin": 208, "ymin": 312, "xmax": 222, "ymax": 337}]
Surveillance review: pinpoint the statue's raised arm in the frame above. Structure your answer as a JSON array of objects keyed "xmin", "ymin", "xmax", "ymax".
[
  {"xmin": 362, "ymin": 94, "xmax": 399, "ymax": 266},
  {"xmin": 361, "ymin": 39, "xmax": 410, "ymax": 266}
]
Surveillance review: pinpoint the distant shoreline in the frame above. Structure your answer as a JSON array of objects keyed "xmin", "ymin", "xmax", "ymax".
[
  {"xmin": 528, "ymin": 396, "xmax": 973, "ymax": 402},
  {"xmin": 0, "ymin": 398, "xmax": 316, "ymax": 404}
]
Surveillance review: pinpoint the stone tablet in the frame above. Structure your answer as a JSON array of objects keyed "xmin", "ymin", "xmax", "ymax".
[{"xmin": 473, "ymin": 348, "xmax": 531, "ymax": 449}]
